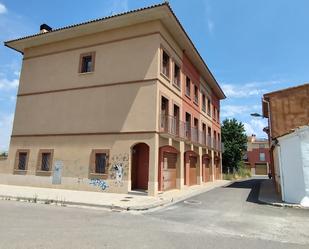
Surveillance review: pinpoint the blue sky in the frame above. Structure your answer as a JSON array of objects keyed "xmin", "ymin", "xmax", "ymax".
[{"xmin": 0, "ymin": 0, "xmax": 308, "ymax": 151}]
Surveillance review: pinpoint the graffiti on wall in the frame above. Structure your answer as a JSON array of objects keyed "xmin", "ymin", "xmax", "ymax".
[
  {"xmin": 89, "ymin": 179, "xmax": 109, "ymax": 190},
  {"xmin": 109, "ymin": 153, "xmax": 129, "ymax": 187}
]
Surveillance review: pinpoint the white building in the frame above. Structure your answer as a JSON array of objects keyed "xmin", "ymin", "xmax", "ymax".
[{"xmin": 275, "ymin": 126, "xmax": 309, "ymax": 206}]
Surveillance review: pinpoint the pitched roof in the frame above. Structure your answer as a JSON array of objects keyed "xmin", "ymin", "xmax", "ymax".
[{"xmin": 4, "ymin": 2, "xmax": 226, "ymax": 99}]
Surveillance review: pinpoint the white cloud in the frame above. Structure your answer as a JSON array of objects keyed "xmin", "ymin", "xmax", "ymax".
[
  {"xmin": 221, "ymin": 80, "xmax": 286, "ymax": 98},
  {"xmin": 0, "ymin": 77, "xmax": 19, "ymax": 90},
  {"xmin": 0, "ymin": 113, "xmax": 14, "ymax": 151},
  {"xmin": 221, "ymin": 104, "xmax": 260, "ymax": 118},
  {"xmin": 0, "ymin": 3, "xmax": 7, "ymax": 14},
  {"xmin": 207, "ymin": 20, "xmax": 214, "ymax": 34},
  {"xmin": 243, "ymin": 118, "xmax": 268, "ymax": 138}
]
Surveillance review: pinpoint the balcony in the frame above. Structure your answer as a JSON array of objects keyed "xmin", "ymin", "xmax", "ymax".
[{"xmin": 160, "ymin": 114, "xmax": 221, "ymax": 150}]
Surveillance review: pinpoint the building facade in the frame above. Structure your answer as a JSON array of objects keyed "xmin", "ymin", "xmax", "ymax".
[
  {"xmin": 244, "ymin": 135, "xmax": 270, "ymax": 175},
  {"xmin": 1, "ymin": 3, "xmax": 225, "ymax": 196},
  {"xmin": 262, "ymin": 83, "xmax": 309, "ymax": 201}
]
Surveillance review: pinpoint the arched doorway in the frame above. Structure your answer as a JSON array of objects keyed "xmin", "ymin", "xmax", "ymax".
[
  {"xmin": 131, "ymin": 143, "xmax": 149, "ymax": 190},
  {"xmin": 158, "ymin": 145, "xmax": 179, "ymax": 191},
  {"xmin": 202, "ymin": 154, "xmax": 211, "ymax": 182},
  {"xmin": 184, "ymin": 151, "xmax": 198, "ymax": 186}
]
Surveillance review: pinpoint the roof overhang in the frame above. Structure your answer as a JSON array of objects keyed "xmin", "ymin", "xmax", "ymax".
[{"xmin": 4, "ymin": 3, "xmax": 226, "ymax": 99}]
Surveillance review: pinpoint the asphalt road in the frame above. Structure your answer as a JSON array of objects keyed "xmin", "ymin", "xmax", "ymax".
[{"xmin": 0, "ymin": 178, "xmax": 308, "ymax": 249}]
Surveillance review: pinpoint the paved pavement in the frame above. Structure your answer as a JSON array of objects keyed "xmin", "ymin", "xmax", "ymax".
[
  {"xmin": 0, "ymin": 180, "xmax": 229, "ymax": 210},
  {"xmin": 0, "ymin": 178, "xmax": 308, "ymax": 249}
]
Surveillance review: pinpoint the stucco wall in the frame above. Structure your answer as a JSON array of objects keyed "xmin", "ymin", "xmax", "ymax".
[
  {"xmin": 2, "ymin": 133, "xmax": 157, "ymax": 193},
  {"xmin": 13, "ymin": 81, "xmax": 157, "ymax": 135}
]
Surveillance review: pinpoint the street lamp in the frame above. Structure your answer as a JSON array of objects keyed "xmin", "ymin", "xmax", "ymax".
[{"xmin": 250, "ymin": 113, "xmax": 263, "ymax": 118}]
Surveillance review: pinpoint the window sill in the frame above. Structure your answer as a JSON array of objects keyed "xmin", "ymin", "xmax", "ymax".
[
  {"xmin": 193, "ymin": 101, "xmax": 199, "ymax": 106},
  {"xmin": 172, "ymin": 82, "xmax": 181, "ymax": 91},
  {"xmin": 78, "ymin": 71, "xmax": 94, "ymax": 75},
  {"xmin": 89, "ymin": 173, "xmax": 108, "ymax": 180},
  {"xmin": 13, "ymin": 169, "xmax": 27, "ymax": 175},
  {"xmin": 160, "ymin": 72, "xmax": 170, "ymax": 82},
  {"xmin": 36, "ymin": 170, "xmax": 52, "ymax": 176},
  {"xmin": 185, "ymin": 93, "xmax": 191, "ymax": 99}
]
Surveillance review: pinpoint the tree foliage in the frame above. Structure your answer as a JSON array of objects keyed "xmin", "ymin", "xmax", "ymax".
[{"xmin": 221, "ymin": 118, "xmax": 247, "ymax": 172}]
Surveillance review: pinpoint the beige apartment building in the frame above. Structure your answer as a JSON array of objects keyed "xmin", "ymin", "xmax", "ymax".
[{"xmin": 1, "ymin": 3, "xmax": 225, "ymax": 196}]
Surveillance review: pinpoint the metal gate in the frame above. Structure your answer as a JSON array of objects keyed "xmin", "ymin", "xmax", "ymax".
[
  {"xmin": 163, "ymin": 152, "xmax": 177, "ymax": 191},
  {"xmin": 189, "ymin": 156, "xmax": 197, "ymax": 186},
  {"xmin": 255, "ymin": 163, "xmax": 267, "ymax": 175}
]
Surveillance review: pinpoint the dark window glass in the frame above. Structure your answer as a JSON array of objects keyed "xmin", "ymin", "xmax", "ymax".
[
  {"xmin": 174, "ymin": 64, "xmax": 180, "ymax": 87},
  {"xmin": 186, "ymin": 77, "xmax": 191, "ymax": 96},
  {"xmin": 95, "ymin": 153, "xmax": 106, "ymax": 174},
  {"xmin": 81, "ymin": 56, "xmax": 93, "ymax": 73},
  {"xmin": 18, "ymin": 152, "xmax": 27, "ymax": 170},
  {"xmin": 41, "ymin": 153, "xmax": 51, "ymax": 171},
  {"xmin": 162, "ymin": 51, "xmax": 170, "ymax": 77}
]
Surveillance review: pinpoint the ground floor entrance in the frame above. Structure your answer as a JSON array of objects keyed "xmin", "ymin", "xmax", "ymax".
[
  {"xmin": 131, "ymin": 143, "xmax": 149, "ymax": 190},
  {"xmin": 184, "ymin": 151, "xmax": 198, "ymax": 186},
  {"xmin": 202, "ymin": 154, "xmax": 212, "ymax": 182},
  {"xmin": 255, "ymin": 163, "xmax": 268, "ymax": 175}
]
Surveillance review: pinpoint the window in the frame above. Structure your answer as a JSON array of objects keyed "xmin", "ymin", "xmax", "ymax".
[
  {"xmin": 79, "ymin": 52, "xmax": 95, "ymax": 73},
  {"xmin": 173, "ymin": 63, "xmax": 181, "ymax": 88},
  {"xmin": 95, "ymin": 153, "xmax": 107, "ymax": 174},
  {"xmin": 259, "ymin": 153, "xmax": 265, "ymax": 161},
  {"xmin": 202, "ymin": 94, "xmax": 206, "ymax": 112},
  {"xmin": 207, "ymin": 99, "xmax": 211, "ymax": 116},
  {"xmin": 213, "ymin": 106, "xmax": 216, "ymax": 120},
  {"xmin": 217, "ymin": 109, "xmax": 220, "ymax": 122},
  {"xmin": 36, "ymin": 149, "xmax": 54, "ymax": 175},
  {"xmin": 14, "ymin": 150, "xmax": 29, "ymax": 173},
  {"xmin": 89, "ymin": 149, "xmax": 109, "ymax": 178},
  {"xmin": 194, "ymin": 85, "xmax": 199, "ymax": 104},
  {"xmin": 259, "ymin": 143, "xmax": 266, "ymax": 148},
  {"xmin": 18, "ymin": 153, "xmax": 27, "ymax": 170},
  {"xmin": 186, "ymin": 77, "xmax": 191, "ymax": 97},
  {"xmin": 162, "ymin": 50, "xmax": 170, "ymax": 78}
]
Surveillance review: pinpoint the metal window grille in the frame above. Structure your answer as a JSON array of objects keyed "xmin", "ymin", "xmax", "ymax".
[
  {"xmin": 41, "ymin": 153, "xmax": 51, "ymax": 171},
  {"xmin": 95, "ymin": 153, "xmax": 106, "ymax": 174},
  {"xmin": 18, "ymin": 152, "xmax": 27, "ymax": 170}
]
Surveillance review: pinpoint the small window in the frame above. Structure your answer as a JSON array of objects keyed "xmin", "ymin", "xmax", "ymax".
[
  {"xmin": 194, "ymin": 85, "xmax": 199, "ymax": 104},
  {"xmin": 14, "ymin": 150, "xmax": 29, "ymax": 173},
  {"xmin": 18, "ymin": 152, "xmax": 27, "ymax": 170},
  {"xmin": 162, "ymin": 50, "xmax": 170, "ymax": 78},
  {"xmin": 186, "ymin": 77, "xmax": 191, "ymax": 97},
  {"xmin": 41, "ymin": 153, "xmax": 51, "ymax": 171},
  {"xmin": 79, "ymin": 52, "xmax": 95, "ymax": 73},
  {"xmin": 259, "ymin": 153, "xmax": 265, "ymax": 161},
  {"xmin": 202, "ymin": 94, "xmax": 206, "ymax": 112},
  {"xmin": 207, "ymin": 99, "xmax": 211, "ymax": 116},
  {"xmin": 95, "ymin": 153, "xmax": 107, "ymax": 174},
  {"xmin": 173, "ymin": 63, "xmax": 181, "ymax": 88},
  {"xmin": 89, "ymin": 149, "xmax": 109, "ymax": 178}
]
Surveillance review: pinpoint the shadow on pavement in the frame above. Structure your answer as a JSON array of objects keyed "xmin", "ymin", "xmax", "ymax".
[{"xmin": 224, "ymin": 179, "xmax": 264, "ymax": 204}]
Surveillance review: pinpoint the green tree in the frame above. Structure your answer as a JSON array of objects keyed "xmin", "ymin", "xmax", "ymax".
[{"xmin": 221, "ymin": 118, "xmax": 247, "ymax": 172}]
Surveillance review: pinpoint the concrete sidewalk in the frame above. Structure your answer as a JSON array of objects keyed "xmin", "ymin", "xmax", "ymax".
[
  {"xmin": 0, "ymin": 180, "xmax": 230, "ymax": 211},
  {"xmin": 258, "ymin": 179, "xmax": 304, "ymax": 208}
]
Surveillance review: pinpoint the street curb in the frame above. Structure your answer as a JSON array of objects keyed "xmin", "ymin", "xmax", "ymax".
[{"xmin": 0, "ymin": 181, "xmax": 232, "ymax": 211}]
